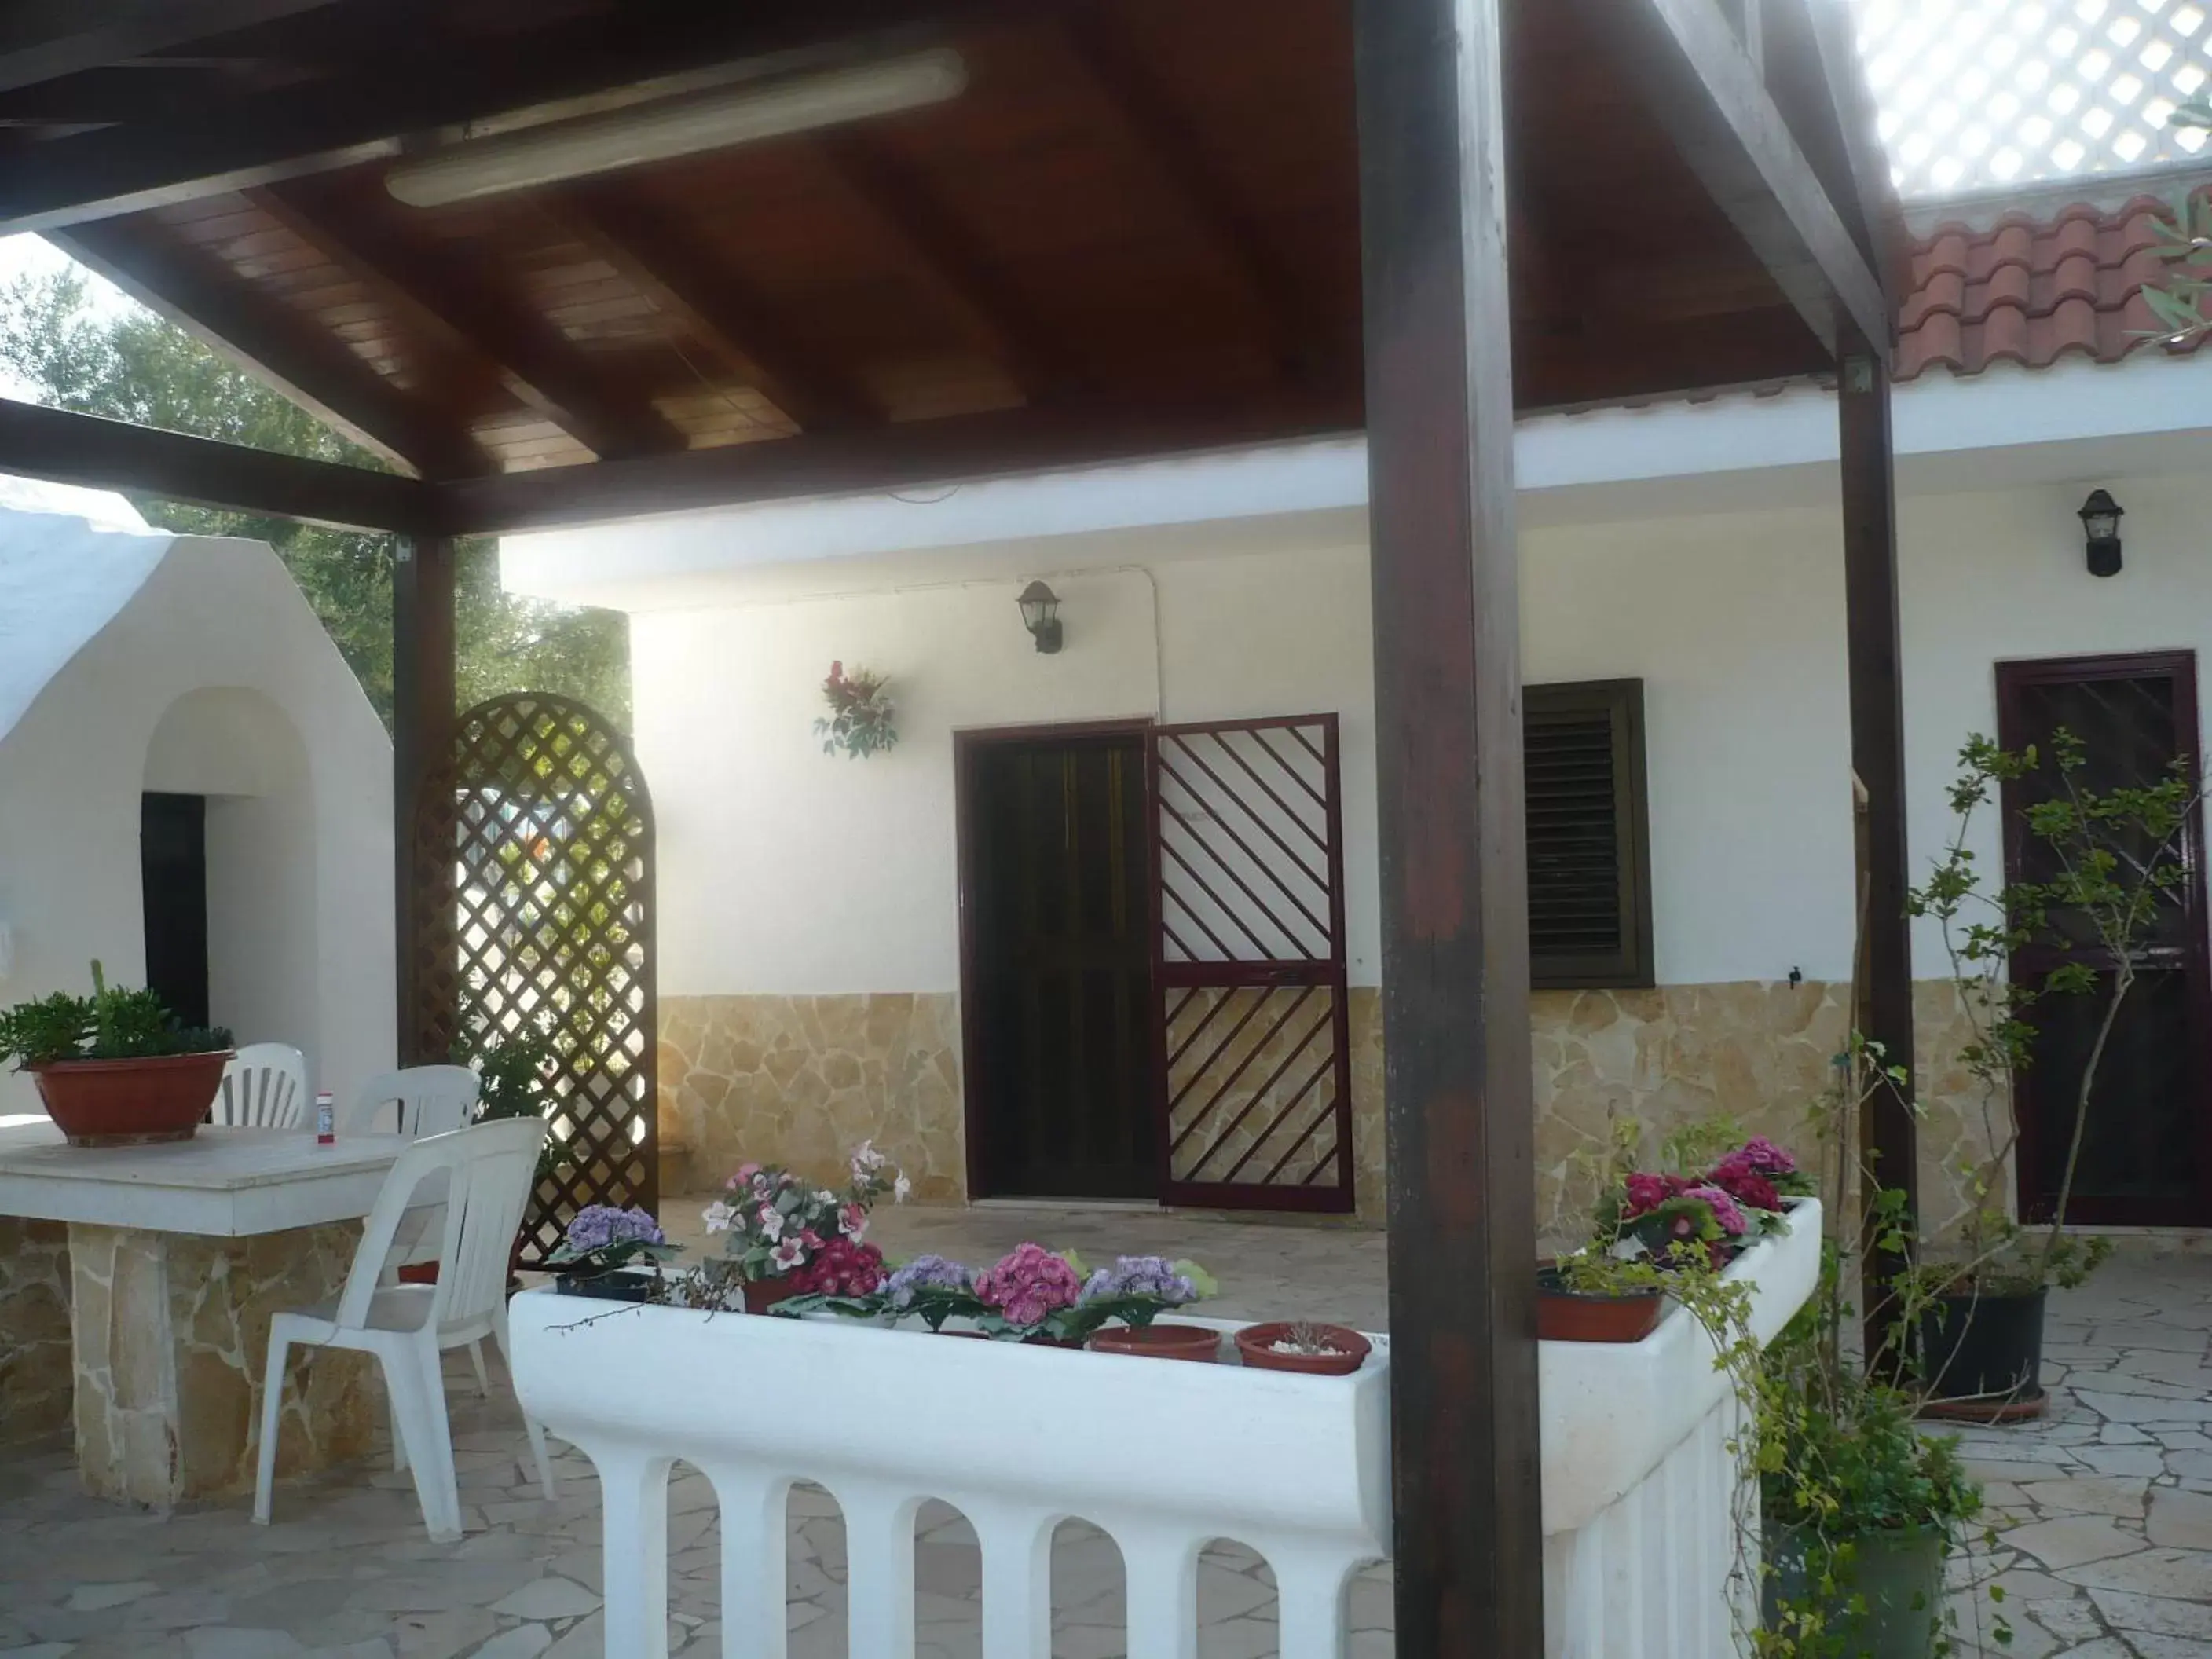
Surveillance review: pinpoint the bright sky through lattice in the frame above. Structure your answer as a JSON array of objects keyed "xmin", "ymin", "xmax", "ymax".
[{"xmin": 1855, "ymin": 0, "xmax": 2212, "ymax": 198}]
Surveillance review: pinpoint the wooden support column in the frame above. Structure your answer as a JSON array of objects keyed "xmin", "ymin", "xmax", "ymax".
[
  {"xmin": 1839, "ymin": 343, "xmax": 1919, "ymax": 1295},
  {"xmin": 1354, "ymin": 0, "xmax": 1544, "ymax": 1652},
  {"xmin": 392, "ymin": 533, "xmax": 456, "ymax": 1067}
]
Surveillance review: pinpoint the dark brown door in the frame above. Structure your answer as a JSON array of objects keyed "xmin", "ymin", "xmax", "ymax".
[
  {"xmin": 141, "ymin": 792, "xmax": 210, "ymax": 1030},
  {"xmin": 1996, "ymin": 652, "xmax": 2212, "ymax": 1226},
  {"xmin": 958, "ymin": 728, "xmax": 1157, "ymax": 1200}
]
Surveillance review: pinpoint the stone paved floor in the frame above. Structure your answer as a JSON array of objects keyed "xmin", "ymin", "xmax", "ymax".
[{"xmin": 0, "ymin": 1205, "xmax": 2204, "ymax": 1659}]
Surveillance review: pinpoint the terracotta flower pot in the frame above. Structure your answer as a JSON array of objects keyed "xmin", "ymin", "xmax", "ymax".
[
  {"xmin": 1536, "ymin": 1268, "xmax": 1664, "ymax": 1343},
  {"xmin": 1233, "ymin": 1321, "xmax": 1372, "ymax": 1375},
  {"xmin": 1086, "ymin": 1323, "xmax": 1221, "ymax": 1363},
  {"xmin": 742, "ymin": 1273, "xmax": 798, "ymax": 1314},
  {"xmin": 31, "ymin": 1050, "xmax": 233, "ymax": 1147}
]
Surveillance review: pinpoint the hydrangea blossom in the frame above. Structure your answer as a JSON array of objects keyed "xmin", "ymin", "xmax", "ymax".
[
  {"xmin": 1682, "ymin": 1184, "xmax": 1749, "ymax": 1238},
  {"xmin": 561, "ymin": 1205, "xmax": 665, "ymax": 1254},
  {"xmin": 1080, "ymin": 1255, "xmax": 1199, "ymax": 1306},
  {"xmin": 974, "ymin": 1243, "xmax": 1083, "ymax": 1328},
  {"xmin": 1732, "ymin": 1137, "xmax": 1797, "ymax": 1177},
  {"xmin": 884, "ymin": 1254, "xmax": 973, "ymax": 1312}
]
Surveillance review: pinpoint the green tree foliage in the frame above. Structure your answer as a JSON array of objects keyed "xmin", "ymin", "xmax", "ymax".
[{"xmin": 0, "ymin": 267, "xmax": 629, "ymax": 730}]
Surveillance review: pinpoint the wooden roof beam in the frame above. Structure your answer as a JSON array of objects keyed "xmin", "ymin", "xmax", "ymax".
[
  {"xmin": 1597, "ymin": 0, "xmax": 1890, "ymax": 355},
  {"xmin": 560, "ymin": 185, "xmax": 877, "ymax": 434},
  {"xmin": 252, "ymin": 183, "xmax": 687, "ymax": 461},
  {"xmin": 51, "ymin": 216, "xmax": 486, "ymax": 480},
  {"xmin": 0, "ymin": 0, "xmax": 337, "ymax": 97},
  {"xmin": 1051, "ymin": 14, "xmax": 1313, "ymax": 383},
  {"xmin": 0, "ymin": 394, "xmax": 429, "ymax": 531}
]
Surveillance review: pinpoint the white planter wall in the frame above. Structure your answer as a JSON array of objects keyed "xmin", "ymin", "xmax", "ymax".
[{"xmin": 511, "ymin": 1202, "xmax": 1820, "ymax": 1658}]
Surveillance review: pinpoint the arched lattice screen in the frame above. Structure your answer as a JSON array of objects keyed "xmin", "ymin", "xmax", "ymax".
[
  {"xmin": 1858, "ymin": 0, "xmax": 2212, "ymax": 199},
  {"xmin": 412, "ymin": 693, "xmax": 656, "ymax": 1264}
]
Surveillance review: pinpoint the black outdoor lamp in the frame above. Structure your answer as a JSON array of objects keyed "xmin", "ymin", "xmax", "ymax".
[
  {"xmin": 2078, "ymin": 489, "xmax": 2125, "ymax": 578},
  {"xmin": 1018, "ymin": 580, "xmax": 1064, "ymax": 654}
]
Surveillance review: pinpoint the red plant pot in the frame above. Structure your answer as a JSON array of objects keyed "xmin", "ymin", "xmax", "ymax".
[
  {"xmin": 742, "ymin": 1274, "xmax": 798, "ymax": 1314},
  {"xmin": 1086, "ymin": 1323, "xmax": 1221, "ymax": 1363},
  {"xmin": 31, "ymin": 1051, "xmax": 233, "ymax": 1147},
  {"xmin": 1536, "ymin": 1269, "xmax": 1664, "ymax": 1343},
  {"xmin": 1233, "ymin": 1321, "xmax": 1372, "ymax": 1375}
]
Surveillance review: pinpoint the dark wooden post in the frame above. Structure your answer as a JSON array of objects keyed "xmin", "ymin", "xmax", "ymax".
[
  {"xmin": 392, "ymin": 532, "xmax": 456, "ymax": 1067},
  {"xmin": 1839, "ymin": 343, "xmax": 1919, "ymax": 1307},
  {"xmin": 1354, "ymin": 0, "xmax": 1544, "ymax": 1650}
]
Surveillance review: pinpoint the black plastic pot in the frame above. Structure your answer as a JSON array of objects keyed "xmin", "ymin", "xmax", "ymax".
[
  {"xmin": 1914, "ymin": 1285, "xmax": 2045, "ymax": 1412},
  {"xmin": 554, "ymin": 1268, "xmax": 663, "ymax": 1303},
  {"xmin": 1765, "ymin": 1522, "xmax": 1946, "ymax": 1659}
]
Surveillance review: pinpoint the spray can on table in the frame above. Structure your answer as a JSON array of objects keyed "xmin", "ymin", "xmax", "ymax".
[{"xmin": 315, "ymin": 1090, "xmax": 335, "ymax": 1145}]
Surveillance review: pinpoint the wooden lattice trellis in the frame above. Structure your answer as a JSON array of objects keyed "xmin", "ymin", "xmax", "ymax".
[{"xmin": 411, "ymin": 693, "xmax": 657, "ymax": 1265}]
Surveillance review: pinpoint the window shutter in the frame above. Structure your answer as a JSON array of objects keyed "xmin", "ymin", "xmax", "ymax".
[{"xmin": 1524, "ymin": 679, "xmax": 1654, "ymax": 990}]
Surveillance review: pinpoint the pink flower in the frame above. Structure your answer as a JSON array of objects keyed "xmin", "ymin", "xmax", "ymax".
[
  {"xmin": 770, "ymin": 1238, "xmax": 805, "ymax": 1273},
  {"xmin": 975, "ymin": 1243, "xmax": 1083, "ymax": 1329},
  {"xmin": 838, "ymin": 1203, "xmax": 868, "ymax": 1239},
  {"xmin": 734, "ymin": 1162, "xmax": 761, "ymax": 1185},
  {"xmin": 1709, "ymin": 1166, "xmax": 1782, "ymax": 1214},
  {"xmin": 1622, "ymin": 1173, "xmax": 1671, "ymax": 1218},
  {"xmin": 1683, "ymin": 1185, "xmax": 1749, "ymax": 1238},
  {"xmin": 756, "ymin": 1205, "xmax": 784, "ymax": 1243}
]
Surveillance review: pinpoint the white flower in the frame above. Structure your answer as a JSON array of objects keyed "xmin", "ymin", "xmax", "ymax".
[
  {"xmin": 701, "ymin": 1201, "xmax": 734, "ymax": 1236},
  {"xmin": 757, "ymin": 1207, "xmax": 784, "ymax": 1243},
  {"xmin": 816, "ymin": 1189, "xmax": 837, "ymax": 1208},
  {"xmin": 771, "ymin": 1238, "xmax": 805, "ymax": 1272},
  {"xmin": 893, "ymin": 1174, "xmax": 912, "ymax": 1203}
]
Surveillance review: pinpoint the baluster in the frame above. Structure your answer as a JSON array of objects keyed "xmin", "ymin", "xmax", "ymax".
[
  {"xmin": 965, "ymin": 1499, "xmax": 1055, "ymax": 1659},
  {"xmin": 1119, "ymin": 1530, "xmax": 1199, "ymax": 1659},
  {"xmin": 1268, "ymin": 1546, "xmax": 1355, "ymax": 1659},
  {"xmin": 835, "ymin": 1481, "xmax": 921, "ymax": 1657},
  {"xmin": 599, "ymin": 1450, "xmax": 674, "ymax": 1659},
  {"xmin": 708, "ymin": 1466, "xmax": 791, "ymax": 1659}
]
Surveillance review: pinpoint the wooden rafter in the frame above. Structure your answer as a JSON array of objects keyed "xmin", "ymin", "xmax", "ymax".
[
  {"xmin": 0, "ymin": 394, "xmax": 427, "ymax": 531},
  {"xmin": 252, "ymin": 182, "xmax": 685, "ymax": 460},
  {"xmin": 1053, "ymin": 13, "xmax": 1309, "ymax": 382},
  {"xmin": 813, "ymin": 129, "xmax": 1078, "ymax": 402},
  {"xmin": 559, "ymin": 185, "xmax": 875, "ymax": 435},
  {"xmin": 51, "ymin": 216, "xmax": 484, "ymax": 479},
  {"xmin": 0, "ymin": 0, "xmax": 338, "ymax": 96},
  {"xmin": 1595, "ymin": 0, "xmax": 1890, "ymax": 355}
]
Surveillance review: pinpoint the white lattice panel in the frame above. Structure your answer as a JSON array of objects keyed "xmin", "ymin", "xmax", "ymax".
[{"xmin": 1856, "ymin": 0, "xmax": 2212, "ymax": 197}]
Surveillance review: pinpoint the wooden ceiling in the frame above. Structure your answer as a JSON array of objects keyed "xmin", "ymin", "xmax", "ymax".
[{"xmin": 0, "ymin": 0, "xmax": 1898, "ymax": 531}]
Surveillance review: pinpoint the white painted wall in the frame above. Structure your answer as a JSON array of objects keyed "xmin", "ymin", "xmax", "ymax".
[
  {"xmin": 617, "ymin": 460, "xmax": 2212, "ymax": 1001},
  {"xmin": 0, "ymin": 518, "xmax": 394, "ymax": 1115}
]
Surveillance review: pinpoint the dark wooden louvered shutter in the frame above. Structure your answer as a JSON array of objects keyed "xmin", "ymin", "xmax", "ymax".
[{"xmin": 1524, "ymin": 679, "xmax": 1654, "ymax": 989}]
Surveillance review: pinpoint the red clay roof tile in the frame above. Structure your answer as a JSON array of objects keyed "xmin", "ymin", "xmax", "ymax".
[{"xmin": 1896, "ymin": 191, "xmax": 2211, "ymax": 381}]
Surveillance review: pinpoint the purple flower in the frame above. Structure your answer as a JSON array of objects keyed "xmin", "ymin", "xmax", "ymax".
[
  {"xmin": 884, "ymin": 1254, "xmax": 972, "ymax": 1311},
  {"xmin": 1733, "ymin": 1137, "xmax": 1797, "ymax": 1177},
  {"xmin": 562, "ymin": 1205, "xmax": 665, "ymax": 1256},
  {"xmin": 1682, "ymin": 1185, "xmax": 1749, "ymax": 1238},
  {"xmin": 1080, "ymin": 1255, "xmax": 1198, "ymax": 1306}
]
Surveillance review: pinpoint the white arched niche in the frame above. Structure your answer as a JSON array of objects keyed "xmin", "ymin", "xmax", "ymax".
[{"xmin": 141, "ymin": 687, "xmax": 321, "ymax": 1070}]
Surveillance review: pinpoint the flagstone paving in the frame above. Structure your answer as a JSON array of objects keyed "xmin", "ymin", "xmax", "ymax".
[{"xmin": 0, "ymin": 1210, "xmax": 2204, "ymax": 1658}]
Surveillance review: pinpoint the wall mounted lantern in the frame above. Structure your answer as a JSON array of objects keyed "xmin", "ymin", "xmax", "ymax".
[
  {"xmin": 2078, "ymin": 489, "xmax": 2125, "ymax": 578},
  {"xmin": 1018, "ymin": 580, "xmax": 1063, "ymax": 654}
]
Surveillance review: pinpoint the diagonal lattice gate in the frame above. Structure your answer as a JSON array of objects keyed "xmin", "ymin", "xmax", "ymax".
[
  {"xmin": 1147, "ymin": 715, "xmax": 1353, "ymax": 1212},
  {"xmin": 411, "ymin": 693, "xmax": 657, "ymax": 1265}
]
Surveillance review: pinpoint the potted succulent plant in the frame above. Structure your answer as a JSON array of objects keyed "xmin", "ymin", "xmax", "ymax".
[
  {"xmin": 0, "ymin": 961, "xmax": 232, "ymax": 1145},
  {"xmin": 1234, "ymin": 1320, "xmax": 1372, "ymax": 1375},
  {"xmin": 545, "ymin": 1204, "xmax": 681, "ymax": 1302},
  {"xmin": 701, "ymin": 1141, "xmax": 906, "ymax": 1311}
]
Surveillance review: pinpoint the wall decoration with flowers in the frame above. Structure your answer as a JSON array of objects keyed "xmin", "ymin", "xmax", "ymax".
[{"xmin": 815, "ymin": 660, "xmax": 898, "ymax": 759}]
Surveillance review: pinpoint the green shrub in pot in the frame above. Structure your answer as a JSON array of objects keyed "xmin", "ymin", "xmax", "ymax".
[{"xmin": 0, "ymin": 960, "xmax": 231, "ymax": 1068}]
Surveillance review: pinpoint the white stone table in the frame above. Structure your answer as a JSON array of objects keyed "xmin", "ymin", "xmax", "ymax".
[{"xmin": 0, "ymin": 1120, "xmax": 414, "ymax": 1507}]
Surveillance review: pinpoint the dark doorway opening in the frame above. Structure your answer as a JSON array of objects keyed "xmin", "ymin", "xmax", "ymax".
[
  {"xmin": 958, "ymin": 724, "xmax": 1158, "ymax": 1201},
  {"xmin": 1996, "ymin": 651, "xmax": 2212, "ymax": 1227},
  {"xmin": 141, "ymin": 791, "xmax": 211, "ymax": 1030}
]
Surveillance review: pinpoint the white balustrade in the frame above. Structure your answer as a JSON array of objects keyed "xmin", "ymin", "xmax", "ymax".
[{"xmin": 509, "ymin": 1198, "xmax": 1819, "ymax": 1659}]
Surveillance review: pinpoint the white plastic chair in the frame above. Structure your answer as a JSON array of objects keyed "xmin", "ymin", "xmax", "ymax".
[
  {"xmin": 343, "ymin": 1064, "xmax": 481, "ymax": 1137},
  {"xmin": 214, "ymin": 1044, "xmax": 310, "ymax": 1129},
  {"xmin": 252, "ymin": 1116, "xmax": 554, "ymax": 1541}
]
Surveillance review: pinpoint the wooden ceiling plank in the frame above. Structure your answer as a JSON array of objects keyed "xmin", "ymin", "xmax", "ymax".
[
  {"xmin": 812, "ymin": 129, "xmax": 1075, "ymax": 402},
  {"xmin": 0, "ymin": 2, "xmax": 1069, "ymax": 236},
  {"xmin": 1053, "ymin": 13, "xmax": 1313, "ymax": 383},
  {"xmin": 0, "ymin": 393, "xmax": 428, "ymax": 531},
  {"xmin": 252, "ymin": 183, "xmax": 686, "ymax": 461},
  {"xmin": 558, "ymin": 186, "xmax": 875, "ymax": 434},
  {"xmin": 1593, "ymin": 0, "xmax": 1889, "ymax": 355},
  {"xmin": 0, "ymin": 0, "xmax": 338, "ymax": 96},
  {"xmin": 50, "ymin": 216, "xmax": 483, "ymax": 479}
]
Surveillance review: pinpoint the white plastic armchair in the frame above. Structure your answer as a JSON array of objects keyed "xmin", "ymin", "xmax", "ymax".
[
  {"xmin": 252, "ymin": 1116, "xmax": 554, "ymax": 1541},
  {"xmin": 214, "ymin": 1044, "xmax": 310, "ymax": 1129},
  {"xmin": 343, "ymin": 1064, "xmax": 481, "ymax": 1137}
]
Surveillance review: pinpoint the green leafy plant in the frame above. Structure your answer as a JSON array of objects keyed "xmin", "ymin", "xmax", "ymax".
[
  {"xmin": 1905, "ymin": 731, "xmax": 2199, "ymax": 1293},
  {"xmin": 815, "ymin": 661, "xmax": 898, "ymax": 759},
  {"xmin": 2142, "ymin": 104, "xmax": 2212, "ymax": 345},
  {"xmin": 0, "ymin": 961, "xmax": 231, "ymax": 1068}
]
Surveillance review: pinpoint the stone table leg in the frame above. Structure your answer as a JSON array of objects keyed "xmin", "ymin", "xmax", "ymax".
[
  {"xmin": 64, "ymin": 1221, "xmax": 376, "ymax": 1505},
  {"xmin": 0, "ymin": 1216, "xmax": 73, "ymax": 1448}
]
